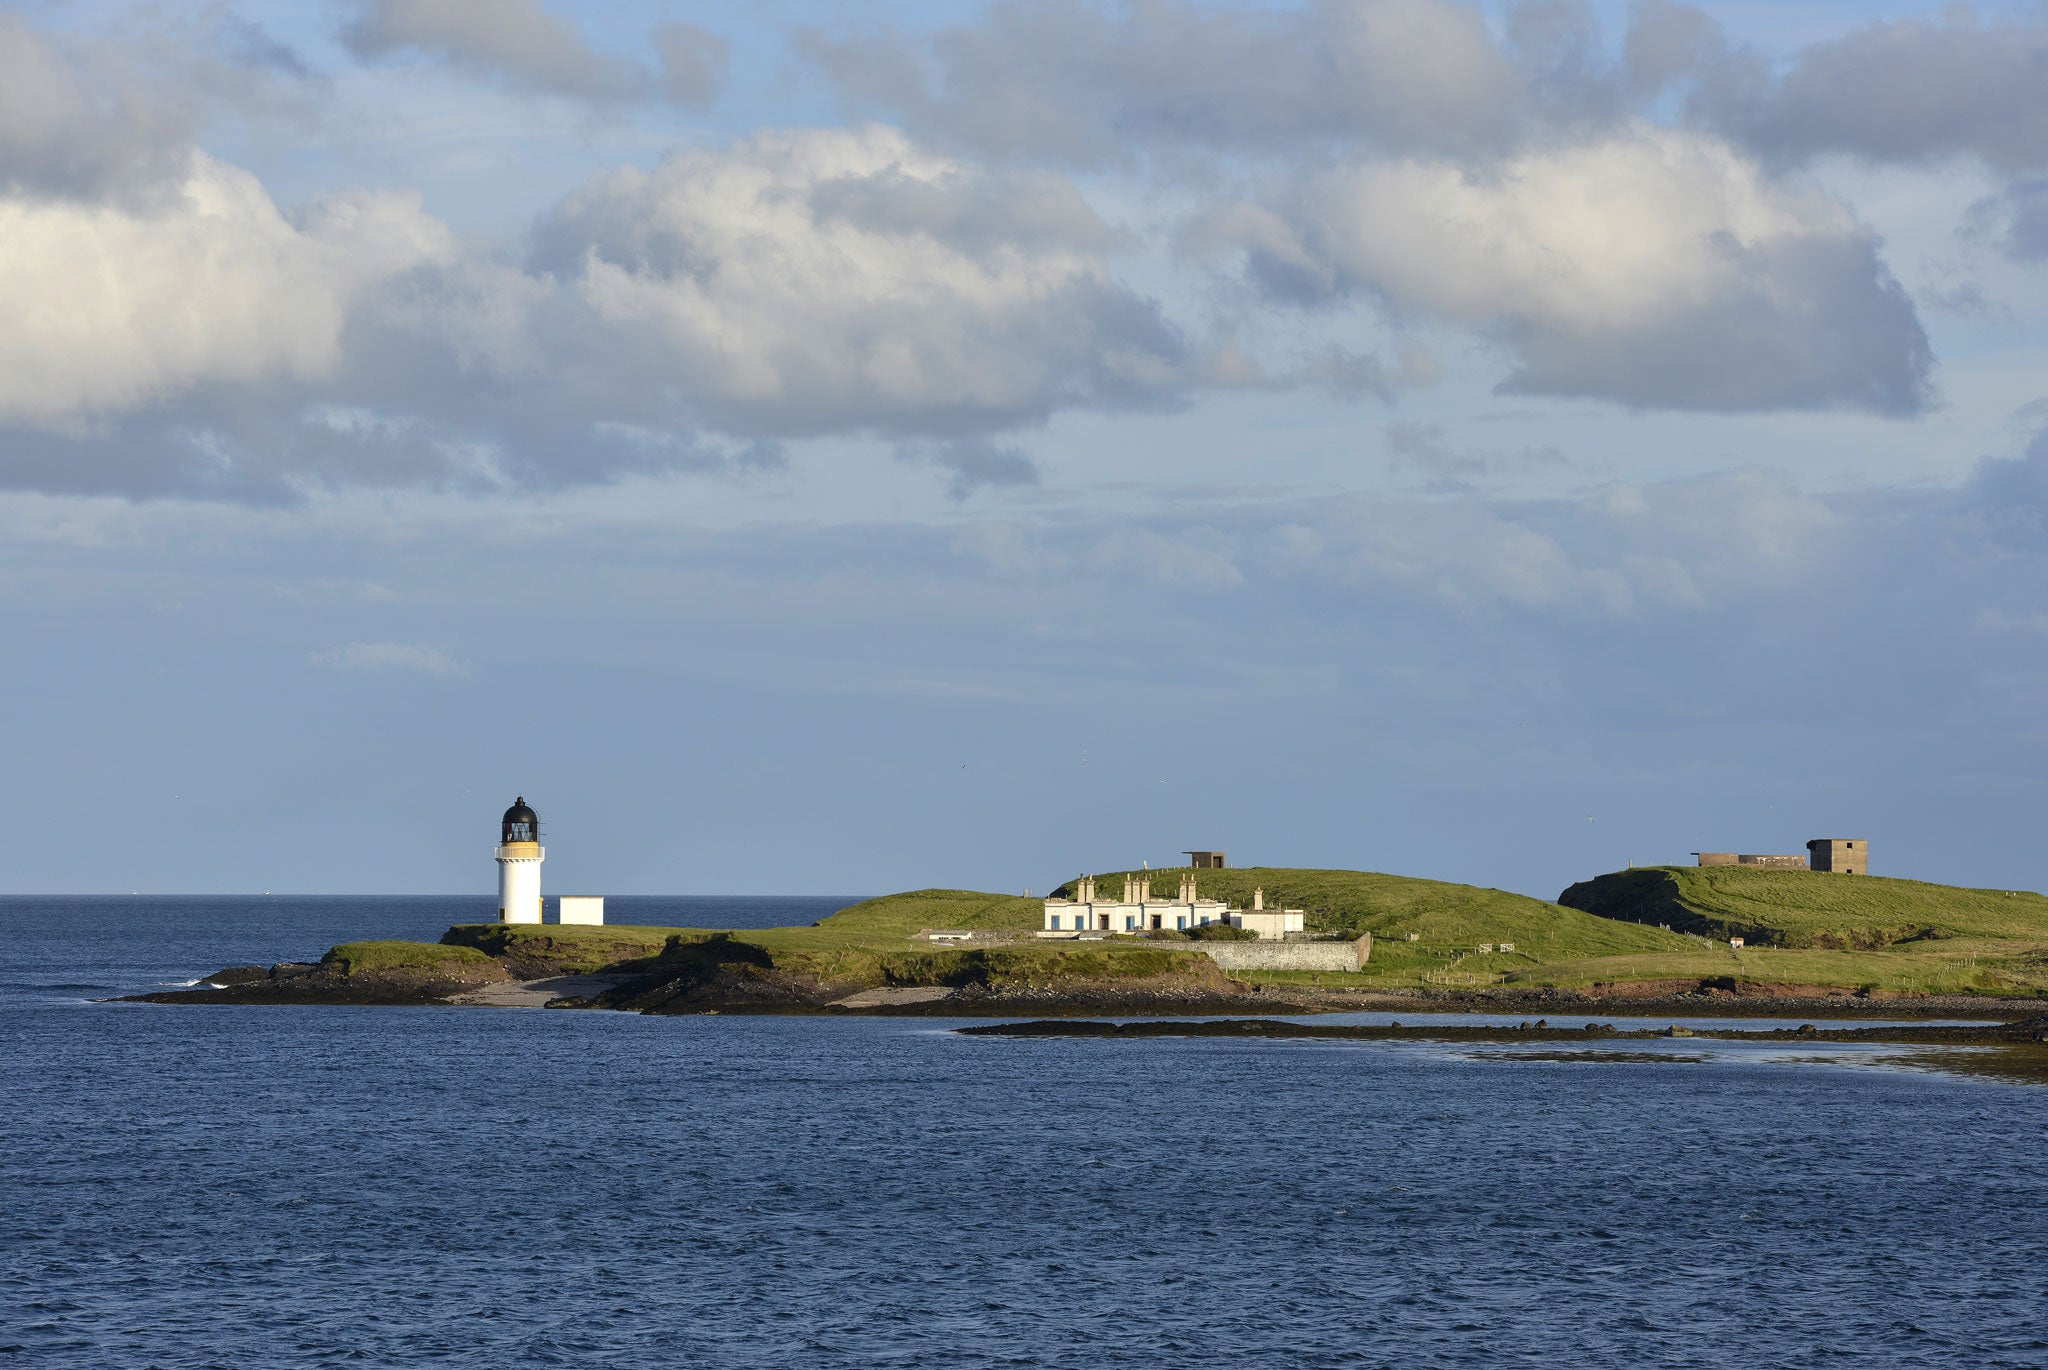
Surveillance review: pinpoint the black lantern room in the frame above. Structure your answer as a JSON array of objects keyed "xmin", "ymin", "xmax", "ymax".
[{"xmin": 501, "ymin": 797, "xmax": 539, "ymax": 844}]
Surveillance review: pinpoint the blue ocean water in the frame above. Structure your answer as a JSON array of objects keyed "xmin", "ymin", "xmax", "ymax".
[{"xmin": 4, "ymin": 897, "xmax": 2047, "ymax": 1368}]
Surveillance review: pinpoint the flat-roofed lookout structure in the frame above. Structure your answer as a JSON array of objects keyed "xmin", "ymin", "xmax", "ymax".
[
  {"xmin": 1807, "ymin": 838, "xmax": 1868, "ymax": 875},
  {"xmin": 1184, "ymin": 850, "xmax": 1226, "ymax": 869},
  {"xmin": 1694, "ymin": 840, "xmax": 1869, "ymax": 875}
]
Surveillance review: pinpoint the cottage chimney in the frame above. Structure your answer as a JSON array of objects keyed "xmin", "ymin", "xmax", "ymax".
[{"xmin": 1253, "ymin": 887, "xmax": 1264, "ymax": 910}]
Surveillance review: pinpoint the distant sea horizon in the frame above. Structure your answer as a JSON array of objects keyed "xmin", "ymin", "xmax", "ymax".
[{"xmin": 0, "ymin": 894, "xmax": 870, "ymax": 1005}]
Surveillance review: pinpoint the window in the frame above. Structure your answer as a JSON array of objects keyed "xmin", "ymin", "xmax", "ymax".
[{"xmin": 1177, "ymin": 916, "xmax": 1188, "ymax": 929}]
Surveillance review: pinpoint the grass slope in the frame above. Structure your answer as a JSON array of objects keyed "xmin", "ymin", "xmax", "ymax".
[
  {"xmin": 1559, "ymin": 866, "xmax": 2048, "ymax": 948},
  {"xmin": 442, "ymin": 923, "xmax": 686, "ymax": 973},
  {"xmin": 323, "ymin": 940, "xmax": 496, "ymax": 976},
  {"xmin": 1548, "ymin": 866, "xmax": 2048, "ymax": 997},
  {"xmin": 740, "ymin": 890, "xmax": 1208, "ymax": 986}
]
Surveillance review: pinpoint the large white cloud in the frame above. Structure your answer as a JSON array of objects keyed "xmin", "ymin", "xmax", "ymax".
[
  {"xmin": 532, "ymin": 125, "xmax": 1185, "ymax": 437},
  {"xmin": 0, "ymin": 155, "xmax": 449, "ymax": 429},
  {"xmin": 1195, "ymin": 126, "xmax": 1933, "ymax": 414},
  {"xmin": 0, "ymin": 123, "xmax": 1193, "ymax": 497}
]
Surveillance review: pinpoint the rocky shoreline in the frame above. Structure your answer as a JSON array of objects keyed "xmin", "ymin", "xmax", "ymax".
[
  {"xmin": 126, "ymin": 955, "xmax": 2048, "ymax": 1086},
  {"xmin": 127, "ymin": 951, "xmax": 2047, "ymax": 1022},
  {"xmin": 950, "ymin": 1012, "xmax": 2048, "ymax": 1085},
  {"xmin": 957, "ymin": 1014, "xmax": 2048, "ymax": 1046}
]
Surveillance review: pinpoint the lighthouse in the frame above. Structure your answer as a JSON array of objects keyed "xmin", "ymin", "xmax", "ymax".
[{"xmin": 495, "ymin": 796, "xmax": 544, "ymax": 924}]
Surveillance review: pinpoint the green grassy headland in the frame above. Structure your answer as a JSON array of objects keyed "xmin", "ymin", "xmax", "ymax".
[{"xmin": 307, "ymin": 864, "xmax": 2048, "ymax": 1003}]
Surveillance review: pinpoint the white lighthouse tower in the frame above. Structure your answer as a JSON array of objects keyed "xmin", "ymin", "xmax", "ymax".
[{"xmin": 495, "ymin": 796, "xmax": 544, "ymax": 924}]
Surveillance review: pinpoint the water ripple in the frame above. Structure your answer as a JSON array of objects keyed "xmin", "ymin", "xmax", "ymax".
[{"xmin": 4, "ymin": 899, "xmax": 2047, "ymax": 1367}]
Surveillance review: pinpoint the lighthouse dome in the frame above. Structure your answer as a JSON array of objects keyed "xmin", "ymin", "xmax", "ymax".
[{"xmin": 501, "ymin": 797, "xmax": 539, "ymax": 843}]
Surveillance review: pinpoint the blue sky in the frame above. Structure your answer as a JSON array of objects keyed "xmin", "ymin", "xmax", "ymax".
[{"xmin": 6, "ymin": 0, "xmax": 2048, "ymax": 898}]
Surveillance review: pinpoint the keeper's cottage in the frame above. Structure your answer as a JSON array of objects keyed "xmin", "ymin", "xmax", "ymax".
[{"xmin": 1042, "ymin": 874, "xmax": 1304, "ymax": 939}]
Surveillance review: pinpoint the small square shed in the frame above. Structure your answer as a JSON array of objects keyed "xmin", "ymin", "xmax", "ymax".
[{"xmin": 558, "ymin": 896, "xmax": 606, "ymax": 925}]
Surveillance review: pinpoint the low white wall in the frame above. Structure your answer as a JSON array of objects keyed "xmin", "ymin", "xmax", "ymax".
[{"xmin": 1198, "ymin": 935, "xmax": 1370, "ymax": 973}]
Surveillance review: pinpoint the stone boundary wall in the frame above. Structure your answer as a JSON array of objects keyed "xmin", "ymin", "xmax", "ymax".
[{"xmin": 1199, "ymin": 935, "xmax": 1371, "ymax": 973}]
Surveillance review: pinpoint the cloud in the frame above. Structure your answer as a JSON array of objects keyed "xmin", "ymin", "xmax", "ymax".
[
  {"xmin": 0, "ymin": 122, "xmax": 1191, "ymax": 499},
  {"xmin": 797, "ymin": 0, "xmax": 1523, "ymax": 164},
  {"xmin": 1193, "ymin": 126, "xmax": 1934, "ymax": 415},
  {"xmin": 1966, "ymin": 179, "xmax": 2048, "ymax": 263},
  {"xmin": 210, "ymin": 16, "xmax": 315, "ymax": 82},
  {"xmin": 0, "ymin": 12, "xmax": 195, "ymax": 198},
  {"xmin": 1385, "ymin": 422, "xmax": 1564, "ymax": 486},
  {"xmin": 0, "ymin": 1, "xmax": 1970, "ymax": 501},
  {"xmin": 309, "ymin": 641, "xmax": 467, "ymax": 677},
  {"xmin": 0, "ymin": 156, "xmax": 449, "ymax": 429},
  {"xmin": 901, "ymin": 439, "xmax": 1040, "ymax": 501},
  {"xmin": 531, "ymin": 125, "xmax": 1186, "ymax": 439},
  {"xmin": 1338, "ymin": 469, "xmax": 1837, "ymax": 618},
  {"xmin": 1969, "ymin": 422, "xmax": 2048, "ymax": 546},
  {"xmin": 1087, "ymin": 527, "xmax": 1243, "ymax": 589},
  {"xmin": 1278, "ymin": 495, "xmax": 1623, "ymax": 614},
  {"xmin": 343, "ymin": 0, "xmax": 720, "ymax": 106},
  {"xmin": 1687, "ymin": 8, "xmax": 2048, "ymax": 175},
  {"xmin": 652, "ymin": 23, "xmax": 727, "ymax": 110},
  {"xmin": 933, "ymin": 466, "xmax": 1843, "ymax": 622},
  {"xmin": 950, "ymin": 521, "xmax": 1053, "ymax": 576},
  {"xmin": 811, "ymin": 1, "xmax": 2048, "ymax": 180},
  {"xmin": 1623, "ymin": 5, "xmax": 2048, "ymax": 253}
]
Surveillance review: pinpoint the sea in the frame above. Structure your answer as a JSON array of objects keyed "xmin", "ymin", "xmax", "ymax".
[{"xmin": 4, "ymin": 895, "xmax": 2046, "ymax": 1369}]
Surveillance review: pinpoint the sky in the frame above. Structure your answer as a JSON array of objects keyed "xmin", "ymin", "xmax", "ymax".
[{"xmin": 6, "ymin": 0, "xmax": 2048, "ymax": 899}]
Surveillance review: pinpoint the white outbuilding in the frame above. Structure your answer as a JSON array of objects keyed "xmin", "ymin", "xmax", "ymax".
[{"xmin": 559, "ymin": 896, "xmax": 605, "ymax": 926}]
